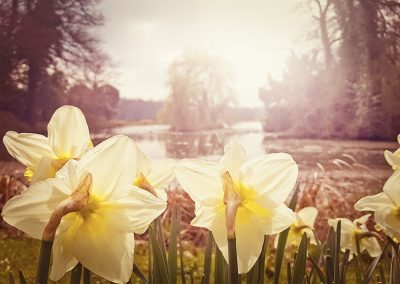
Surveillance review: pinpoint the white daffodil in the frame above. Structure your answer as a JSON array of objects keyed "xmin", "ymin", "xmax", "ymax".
[
  {"xmin": 175, "ymin": 142, "xmax": 298, "ymax": 273},
  {"xmin": 129, "ymin": 142, "xmax": 175, "ymax": 200},
  {"xmin": 274, "ymin": 206, "xmax": 318, "ymax": 249},
  {"xmin": 3, "ymin": 105, "xmax": 93, "ymax": 184},
  {"xmin": 355, "ymin": 170, "xmax": 400, "ymax": 241},
  {"xmin": 384, "ymin": 134, "xmax": 400, "ymax": 171},
  {"xmin": 1, "ymin": 135, "xmax": 167, "ymax": 283},
  {"xmin": 328, "ymin": 214, "xmax": 380, "ymax": 260}
]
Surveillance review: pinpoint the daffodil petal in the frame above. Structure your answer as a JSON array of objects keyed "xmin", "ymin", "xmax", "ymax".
[
  {"xmin": 298, "ymin": 207, "xmax": 318, "ymax": 228},
  {"xmin": 132, "ymin": 142, "xmax": 152, "ymax": 178},
  {"xmin": 175, "ymin": 159, "xmax": 223, "ymax": 202},
  {"xmin": 353, "ymin": 214, "xmax": 370, "ymax": 226},
  {"xmin": 383, "ymin": 171, "xmax": 400, "ymax": 207},
  {"xmin": 375, "ymin": 206, "xmax": 400, "ymax": 240},
  {"xmin": 113, "ymin": 186, "xmax": 167, "ymax": 234},
  {"xmin": 265, "ymin": 204, "xmax": 296, "ymax": 235},
  {"xmin": 328, "ymin": 218, "xmax": 354, "ymax": 233},
  {"xmin": 47, "ymin": 105, "xmax": 91, "ymax": 159},
  {"xmin": 241, "ymin": 153, "xmax": 298, "ymax": 203},
  {"xmin": 3, "ymin": 131, "xmax": 54, "ymax": 168},
  {"xmin": 78, "ymin": 135, "xmax": 138, "ymax": 199},
  {"xmin": 361, "ymin": 237, "xmax": 381, "ymax": 258},
  {"xmin": 1, "ymin": 178, "xmax": 70, "ymax": 239},
  {"xmin": 50, "ymin": 227, "xmax": 79, "ymax": 281},
  {"xmin": 148, "ymin": 159, "xmax": 176, "ymax": 189},
  {"xmin": 354, "ymin": 192, "xmax": 393, "ymax": 211},
  {"xmin": 384, "ymin": 150, "xmax": 400, "ymax": 168},
  {"xmin": 61, "ymin": 210, "xmax": 135, "ymax": 283},
  {"xmin": 235, "ymin": 210, "xmax": 265, "ymax": 273},
  {"xmin": 30, "ymin": 156, "xmax": 55, "ymax": 184},
  {"xmin": 220, "ymin": 142, "xmax": 246, "ymax": 180}
]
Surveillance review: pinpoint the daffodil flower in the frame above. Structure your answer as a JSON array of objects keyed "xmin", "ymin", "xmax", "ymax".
[
  {"xmin": 3, "ymin": 105, "xmax": 93, "ymax": 184},
  {"xmin": 355, "ymin": 170, "xmax": 400, "ymax": 241},
  {"xmin": 328, "ymin": 214, "xmax": 380, "ymax": 260},
  {"xmin": 1, "ymin": 135, "xmax": 167, "ymax": 283},
  {"xmin": 128, "ymin": 141, "xmax": 175, "ymax": 199},
  {"xmin": 384, "ymin": 134, "xmax": 400, "ymax": 171},
  {"xmin": 175, "ymin": 142, "xmax": 298, "ymax": 273},
  {"xmin": 274, "ymin": 206, "xmax": 318, "ymax": 249}
]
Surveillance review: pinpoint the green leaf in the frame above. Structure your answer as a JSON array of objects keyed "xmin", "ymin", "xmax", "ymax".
[
  {"xmin": 8, "ymin": 272, "xmax": 15, "ymax": 284},
  {"xmin": 389, "ymin": 247, "xmax": 400, "ymax": 284},
  {"xmin": 354, "ymin": 233, "xmax": 364, "ymax": 284},
  {"xmin": 202, "ymin": 231, "xmax": 214, "ymax": 284},
  {"xmin": 227, "ymin": 237, "xmax": 239, "ymax": 284},
  {"xmin": 379, "ymin": 264, "xmax": 386, "ymax": 284},
  {"xmin": 287, "ymin": 262, "xmax": 292, "ymax": 284},
  {"xmin": 274, "ymin": 185, "xmax": 299, "ymax": 284},
  {"xmin": 177, "ymin": 208, "xmax": 186, "ymax": 284},
  {"xmin": 325, "ymin": 249, "xmax": 333, "ymax": 284},
  {"xmin": 133, "ymin": 264, "xmax": 149, "ymax": 283},
  {"xmin": 70, "ymin": 263, "xmax": 82, "ymax": 284},
  {"xmin": 308, "ymin": 253, "xmax": 325, "ymax": 283},
  {"xmin": 18, "ymin": 269, "xmax": 27, "ymax": 284},
  {"xmin": 339, "ymin": 249, "xmax": 350, "ymax": 284},
  {"xmin": 36, "ymin": 240, "xmax": 53, "ymax": 284},
  {"xmin": 168, "ymin": 206, "xmax": 178, "ymax": 284},
  {"xmin": 334, "ymin": 221, "xmax": 341, "ymax": 284},
  {"xmin": 83, "ymin": 267, "xmax": 91, "ymax": 284},
  {"xmin": 292, "ymin": 233, "xmax": 308, "ymax": 284},
  {"xmin": 149, "ymin": 224, "xmax": 171, "ymax": 284},
  {"xmin": 215, "ymin": 247, "xmax": 224, "ymax": 284},
  {"xmin": 365, "ymin": 241, "xmax": 389, "ymax": 283}
]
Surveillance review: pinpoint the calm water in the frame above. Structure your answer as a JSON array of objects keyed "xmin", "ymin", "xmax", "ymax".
[{"xmin": 94, "ymin": 122, "xmax": 398, "ymax": 173}]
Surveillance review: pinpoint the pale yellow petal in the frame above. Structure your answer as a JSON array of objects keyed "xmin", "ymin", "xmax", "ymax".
[
  {"xmin": 241, "ymin": 153, "xmax": 298, "ymax": 203},
  {"xmin": 383, "ymin": 171, "xmax": 400, "ymax": 207},
  {"xmin": 47, "ymin": 105, "xmax": 91, "ymax": 159},
  {"xmin": 361, "ymin": 237, "xmax": 381, "ymax": 258},
  {"xmin": 78, "ymin": 135, "xmax": 139, "ymax": 199},
  {"xmin": 384, "ymin": 150, "xmax": 400, "ymax": 169},
  {"xmin": 3, "ymin": 131, "xmax": 54, "ymax": 168},
  {"xmin": 375, "ymin": 206, "xmax": 400, "ymax": 240},
  {"xmin": 1, "ymin": 178, "xmax": 70, "ymax": 239},
  {"xmin": 235, "ymin": 210, "xmax": 265, "ymax": 273},
  {"xmin": 298, "ymin": 207, "xmax": 318, "ymax": 228},
  {"xmin": 148, "ymin": 159, "xmax": 176, "ymax": 189},
  {"xmin": 220, "ymin": 142, "xmax": 246, "ymax": 181},
  {"xmin": 30, "ymin": 156, "xmax": 55, "ymax": 184},
  {"xmin": 265, "ymin": 204, "xmax": 296, "ymax": 235},
  {"xmin": 175, "ymin": 159, "xmax": 223, "ymax": 202},
  {"xmin": 132, "ymin": 142, "xmax": 152, "ymax": 178},
  {"xmin": 50, "ymin": 225, "xmax": 79, "ymax": 281},
  {"xmin": 113, "ymin": 185, "xmax": 167, "ymax": 234},
  {"xmin": 353, "ymin": 214, "xmax": 371, "ymax": 226},
  {"xmin": 60, "ymin": 209, "xmax": 135, "ymax": 283},
  {"xmin": 354, "ymin": 192, "xmax": 393, "ymax": 212},
  {"xmin": 206, "ymin": 207, "xmax": 229, "ymax": 266}
]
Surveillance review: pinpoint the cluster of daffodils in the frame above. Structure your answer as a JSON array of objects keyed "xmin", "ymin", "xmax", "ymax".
[
  {"xmin": 1, "ymin": 105, "xmax": 302, "ymax": 282},
  {"xmin": 354, "ymin": 135, "xmax": 400, "ymax": 242}
]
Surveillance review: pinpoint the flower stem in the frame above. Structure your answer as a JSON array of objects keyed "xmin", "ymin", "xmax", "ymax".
[
  {"xmin": 36, "ymin": 240, "xmax": 53, "ymax": 284},
  {"xmin": 227, "ymin": 237, "xmax": 239, "ymax": 284}
]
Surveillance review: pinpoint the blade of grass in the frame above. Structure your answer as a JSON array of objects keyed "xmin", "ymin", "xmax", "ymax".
[
  {"xmin": 287, "ymin": 262, "xmax": 292, "ymax": 284},
  {"xmin": 379, "ymin": 264, "xmax": 386, "ymax": 284},
  {"xmin": 18, "ymin": 269, "xmax": 27, "ymax": 284},
  {"xmin": 292, "ymin": 233, "xmax": 308, "ymax": 284},
  {"xmin": 202, "ymin": 231, "xmax": 214, "ymax": 284},
  {"xmin": 365, "ymin": 241, "xmax": 388, "ymax": 283},
  {"xmin": 258, "ymin": 236, "xmax": 268, "ymax": 283},
  {"xmin": 325, "ymin": 249, "xmax": 333, "ymax": 284},
  {"xmin": 334, "ymin": 221, "xmax": 341, "ymax": 284},
  {"xmin": 133, "ymin": 264, "xmax": 149, "ymax": 283},
  {"xmin": 83, "ymin": 267, "xmax": 91, "ymax": 284},
  {"xmin": 36, "ymin": 240, "xmax": 53, "ymax": 284},
  {"xmin": 168, "ymin": 206, "xmax": 178, "ymax": 284},
  {"xmin": 308, "ymin": 253, "xmax": 325, "ymax": 283},
  {"xmin": 215, "ymin": 247, "xmax": 224, "ymax": 284},
  {"xmin": 274, "ymin": 186, "xmax": 299, "ymax": 284},
  {"xmin": 340, "ymin": 249, "xmax": 350, "ymax": 284},
  {"xmin": 70, "ymin": 263, "xmax": 82, "ymax": 284},
  {"xmin": 8, "ymin": 272, "xmax": 15, "ymax": 284},
  {"xmin": 149, "ymin": 225, "xmax": 171, "ymax": 284},
  {"xmin": 177, "ymin": 208, "xmax": 186, "ymax": 284},
  {"xmin": 354, "ymin": 234, "xmax": 364, "ymax": 283}
]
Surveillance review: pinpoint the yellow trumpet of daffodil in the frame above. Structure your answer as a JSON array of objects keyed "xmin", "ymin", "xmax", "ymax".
[
  {"xmin": 328, "ymin": 214, "xmax": 380, "ymax": 260},
  {"xmin": 384, "ymin": 134, "xmax": 400, "ymax": 171},
  {"xmin": 274, "ymin": 206, "xmax": 318, "ymax": 249},
  {"xmin": 355, "ymin": 170, "xmax": 400, "ymax": 242},
  {"xmin": 3, "ymin": 105, "xmax": 93, "ymax": 184},
  {"xmin": 175, "ymin": 142, "xmax": 298, "ymax": 273},
  {"xmin": 1, "ymin": 135, "xmax": 167, "ymax": 283}
]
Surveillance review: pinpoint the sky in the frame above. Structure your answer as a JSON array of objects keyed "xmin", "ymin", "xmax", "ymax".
[{"xmin": 99, "ymin": 0, "xmax": 310, "ymax": 107}]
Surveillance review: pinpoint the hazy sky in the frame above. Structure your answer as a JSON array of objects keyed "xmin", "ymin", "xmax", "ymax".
[{"xmin": 99, "ymin": 0, "xmax": 310, "ymax": 107}]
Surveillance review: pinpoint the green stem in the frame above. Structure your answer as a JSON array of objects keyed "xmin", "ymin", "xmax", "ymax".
[
  {"xmin": 227, "ymin": 237, "xmax": 239, "ymax": 284},
  {"xmin": 36, "ymin": 240, "xmax": 53, "ymax": 284}
]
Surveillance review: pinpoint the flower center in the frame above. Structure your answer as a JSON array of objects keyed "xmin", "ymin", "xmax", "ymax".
[{"xmin": 78, "ymin": 194, "xmax": 102, "ymax": 220}]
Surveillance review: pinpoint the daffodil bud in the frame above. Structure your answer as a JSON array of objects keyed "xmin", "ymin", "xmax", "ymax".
[
  {"xmin": 222, "ymin": 171, "xmax": 241, "ymax": 239},
  {"xmin": 42, "ymin": 173, "xmax": 92, "ymax": 241}
]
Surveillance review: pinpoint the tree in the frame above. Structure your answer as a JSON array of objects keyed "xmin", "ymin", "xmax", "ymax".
[{"xmin": 159, "ymin": 50, "xmax": 235, "ymax": 131}]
